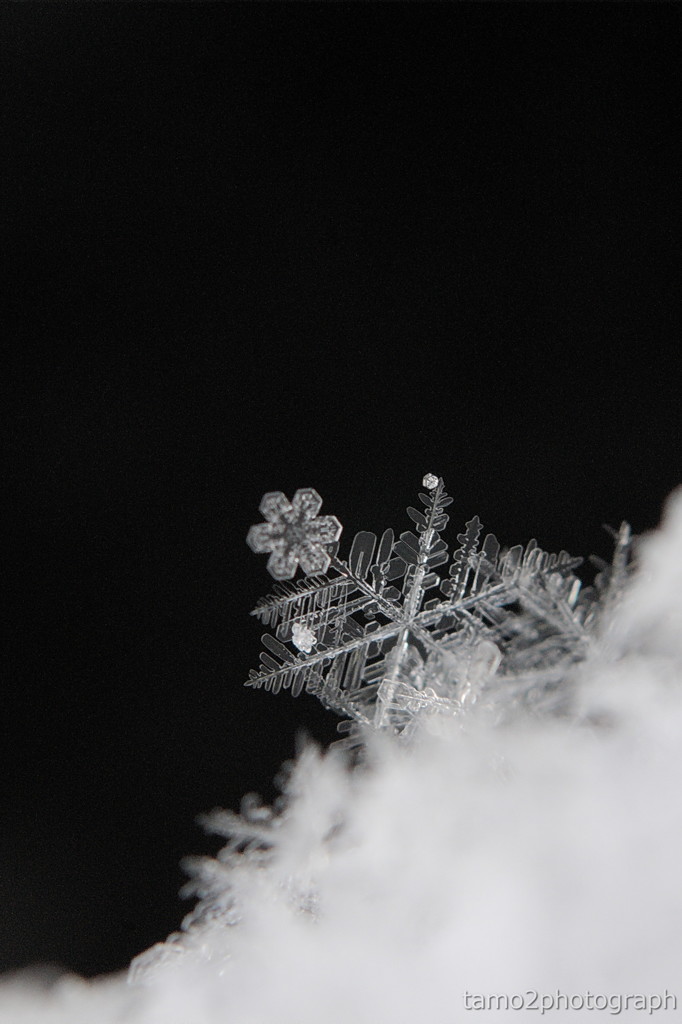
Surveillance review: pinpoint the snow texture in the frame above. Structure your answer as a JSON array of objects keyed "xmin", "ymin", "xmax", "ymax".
[{"xmin": 3, "ymin": 486, "xmax": 682, "ymax": 1023}]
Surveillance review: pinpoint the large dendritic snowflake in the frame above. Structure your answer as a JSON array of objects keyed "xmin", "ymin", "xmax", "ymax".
[{"xmin": 246, "ymin": 474, "xmax": 633, "ymax": 743}]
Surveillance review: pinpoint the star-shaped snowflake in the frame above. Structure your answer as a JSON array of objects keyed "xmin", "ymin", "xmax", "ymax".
[{"xmin": 246, "ymin": 488, "xmax": 343, "ymax": 580}]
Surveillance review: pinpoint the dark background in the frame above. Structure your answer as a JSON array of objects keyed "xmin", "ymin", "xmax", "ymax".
[{"xmin": 2, "ymin": 3, "xmax": 681, "ymax": 978}]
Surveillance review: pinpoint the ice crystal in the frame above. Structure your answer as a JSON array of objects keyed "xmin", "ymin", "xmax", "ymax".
[
  {"xmin": 246, "ymin": 488, "xmax": 343, "ymax": 580},
  {"xmin": 291, "ymin": 621, "xmax": 317, "ymax": 653},
  {"xmin": 246, "ymin": 475, "xmax": 633, "ymax": 743}
]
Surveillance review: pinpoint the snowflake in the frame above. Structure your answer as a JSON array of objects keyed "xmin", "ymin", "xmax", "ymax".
[
  {"xmin": 246, "ymin": 488, "xmax": 343, "ymax": 580},
  {"xmin": 245, "ymin": 475, "xmax": 634, "ymax": 744},
  {"xmin": 292, "ymin": 622, "xmax": 317, "ymax": 653}
]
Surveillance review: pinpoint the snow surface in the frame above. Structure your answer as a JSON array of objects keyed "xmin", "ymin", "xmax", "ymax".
[{"xmin": 3, "ymin": 491, "xmax": 682, "ymax": 1023}]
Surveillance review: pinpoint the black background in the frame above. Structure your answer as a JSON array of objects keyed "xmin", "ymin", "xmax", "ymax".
[{"xmin": 2, "ymin": 3, "xmax": 681, "ymax": 978}]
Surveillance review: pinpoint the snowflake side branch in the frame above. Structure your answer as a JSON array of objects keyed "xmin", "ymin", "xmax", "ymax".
[
  {"xmin": 250, "ymin": 573, "xmax": 351, "ymax": 618},
  {"xmin": 329, "ymin": 556, "xmax": 403, "ymax": 621}
]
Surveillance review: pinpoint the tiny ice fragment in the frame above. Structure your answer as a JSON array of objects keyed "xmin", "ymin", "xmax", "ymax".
[{"xmin": 292, "ymin": 622, "xmax": 317, "ymax": 653}]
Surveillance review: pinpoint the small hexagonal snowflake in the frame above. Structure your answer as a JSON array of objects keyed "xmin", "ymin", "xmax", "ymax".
[{"xmin": 246, "ymin": 488, "xmax": 343, "ymax": 579}]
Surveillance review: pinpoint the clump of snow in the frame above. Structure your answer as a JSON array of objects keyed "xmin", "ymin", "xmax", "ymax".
[{"xmin": 3, "ymin": 492, "xmax": 682, "ymax": 1023}]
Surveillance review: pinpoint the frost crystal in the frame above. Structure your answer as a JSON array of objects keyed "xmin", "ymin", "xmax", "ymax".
[
  {"xmin": 246, "ymin": 475, "xmax": 633, "ymax": 743},
  {"xmin": 292, "ymin": 622, "xmax": 317, "ymax": 653},
  {"xmin": 246, "ymin": 488, "xmax": 343, "ymax": 580}
]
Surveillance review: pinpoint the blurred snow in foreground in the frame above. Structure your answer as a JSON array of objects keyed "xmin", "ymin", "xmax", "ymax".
[{"xmin": 3, "ymin": 491, "xmax": 682, "ymax": 1023}]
